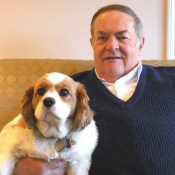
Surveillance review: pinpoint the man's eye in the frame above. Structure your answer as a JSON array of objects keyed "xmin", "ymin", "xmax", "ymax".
[
  {"xmin": 37, "ymin": 88, "xmax": 45, "ymax": 95},
  {"xmin": 97, "ymin": 36, "xmax": 108, "ymax": 41},
  {"xmin": 118, "ymin": 36, "xmax": 129, "ymax": 41},
  {"xmin": 59, "ymin": 89, "xmax": 69, "ymax": 97}
]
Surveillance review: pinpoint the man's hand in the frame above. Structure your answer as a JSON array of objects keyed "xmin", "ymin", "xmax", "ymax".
[{"xmin": 13, "ymin": 157, "xmax": 68, "ymax": 175}]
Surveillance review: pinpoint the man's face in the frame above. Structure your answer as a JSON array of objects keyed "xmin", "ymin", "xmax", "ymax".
[{"xmin": 90, "ymin": 10, "xmax": 144, "ymax": 83}]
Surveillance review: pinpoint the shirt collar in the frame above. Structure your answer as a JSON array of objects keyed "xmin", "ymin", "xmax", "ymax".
[{"xmin": 95, "ymin": 60, "xmax": 142, "ymax": 86}]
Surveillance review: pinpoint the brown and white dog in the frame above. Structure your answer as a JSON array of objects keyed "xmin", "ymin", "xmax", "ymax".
[{"xmin": 0, "ymin": 72, "xmax": 98, "ymax": 175}]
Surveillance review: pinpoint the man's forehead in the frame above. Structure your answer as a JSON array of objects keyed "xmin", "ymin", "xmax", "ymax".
[
  {"xmin": 95, "ymin": 10, "xmax": 134, "ymax": 23},
  {"xmin": 94, "ymin": 12, "xmax": 134, "ymax": 28}
]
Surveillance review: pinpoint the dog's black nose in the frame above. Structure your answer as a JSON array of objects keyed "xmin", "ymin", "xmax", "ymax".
[{"xmin": 43, "ymin": 97, "xmax": 55, "ymax": 108}]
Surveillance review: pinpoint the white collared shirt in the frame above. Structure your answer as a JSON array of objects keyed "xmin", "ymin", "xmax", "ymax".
[{"xmin": 95, "ymin": 61, "xmax": 142, "ymax": 101}]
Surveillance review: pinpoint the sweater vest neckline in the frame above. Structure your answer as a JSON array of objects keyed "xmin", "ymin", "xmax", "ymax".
[{"xmin": 88, "ymin": 67, "xmax": 147, "ymax": 107}]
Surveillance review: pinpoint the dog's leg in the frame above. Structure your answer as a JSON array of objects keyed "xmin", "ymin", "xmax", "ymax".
[
  {"xmin": 67, "ymin": 158, "xmax": 91, "ymax": 175},
  {"xmin": 0, "ymin": 123, "xmax": 21, "ymax": 175},
  {"xmin": 0, "ymin": 153, "xmax": 17, "ymax": 175}
]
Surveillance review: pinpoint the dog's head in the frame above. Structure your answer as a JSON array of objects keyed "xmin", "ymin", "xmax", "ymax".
[{"xmin": 20, "ymin": 72, "xmax": 93, "ymax": 138}]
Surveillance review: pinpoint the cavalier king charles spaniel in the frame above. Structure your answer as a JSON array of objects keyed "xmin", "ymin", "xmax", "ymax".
[{"xmin": 0, "ymin": 72, "xmax": 98, "ymax": 175}]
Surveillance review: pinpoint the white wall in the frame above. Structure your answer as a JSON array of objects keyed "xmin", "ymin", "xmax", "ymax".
[{"xmin": 0, "ymin": 0, "xmax": 166, "ymax": 60}]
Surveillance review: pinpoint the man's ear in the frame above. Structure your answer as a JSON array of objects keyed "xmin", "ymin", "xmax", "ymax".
[
  {"xmin": 90, "ymin": 38, "xmax": 93, "ymax": 47},
  {"xmin": 139, "ymin": 37, "xmax": 145, "ymax": 51}
]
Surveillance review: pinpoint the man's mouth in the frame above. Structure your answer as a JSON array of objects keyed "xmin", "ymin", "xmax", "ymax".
[{"xmin": 106, "ymin": 56, "xmax": 122, "ymax": 60}]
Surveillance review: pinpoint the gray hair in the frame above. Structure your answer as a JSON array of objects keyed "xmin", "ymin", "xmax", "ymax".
[{"xmin": 90, "ymin": 4, "xmax": 143, "ymax": 45}]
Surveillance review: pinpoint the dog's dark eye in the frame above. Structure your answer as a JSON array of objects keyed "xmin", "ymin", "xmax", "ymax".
[
  {"xmin": 59, "ymin": 88, "xmax": 69, "ymax": 97},
  {"xmin": 37, "ymin": 88, "xmax": 45, "ymax": 95}
]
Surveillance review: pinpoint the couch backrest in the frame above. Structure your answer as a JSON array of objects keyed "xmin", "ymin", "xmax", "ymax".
[{"xmin": 0, "ymin": 59, "xmax": 175, "ymax": 130}]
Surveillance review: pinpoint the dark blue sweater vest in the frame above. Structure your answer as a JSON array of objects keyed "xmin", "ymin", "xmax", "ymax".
[{"xmin": 72, "ymin": 65, "xmax": 175, "ymax": 175}]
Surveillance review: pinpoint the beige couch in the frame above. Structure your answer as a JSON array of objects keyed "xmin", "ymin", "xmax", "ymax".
[{"xmin": 0, "ymin": 59, "xmax": 175, "ymax": 130}]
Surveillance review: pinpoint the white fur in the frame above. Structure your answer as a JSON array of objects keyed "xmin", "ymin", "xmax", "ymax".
[{"xmin": 0, "ymin": 72, "xmax": 98, "ymax": 175}]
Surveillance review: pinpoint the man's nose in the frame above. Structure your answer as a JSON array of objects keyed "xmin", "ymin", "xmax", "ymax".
[{"xmin": 106, "ymin": 37, "xmax": 119, "ymax": 50}]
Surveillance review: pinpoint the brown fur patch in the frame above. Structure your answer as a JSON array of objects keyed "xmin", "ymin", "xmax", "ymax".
[
  {"xmin": 72, "ymin": 82, "xmax": 94, "ymax": 131},
  {"xmin": 55, "ymin": 77, "xmax": 77, "ymax": 109},
  {"xmin": 20, "ymin": 86, "xmax": 36, "ymax": 129}
]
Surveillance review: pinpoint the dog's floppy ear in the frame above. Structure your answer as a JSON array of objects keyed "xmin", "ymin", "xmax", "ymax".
[
  {"xmin": 20, "ymin": 86, "xmax": 36, "ymax": 129},
  {"xmin": 72, "ymin": 83, "xmax": 94, "ymax": 131}
]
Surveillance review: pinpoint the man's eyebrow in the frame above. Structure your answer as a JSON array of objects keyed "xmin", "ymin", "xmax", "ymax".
[
  {"xmin": 115, "ymin": 30, "xmax": 129, "ymax": 35},
  {"xmin": 96, "ymin": 30, "xmax": 129, "ymax": 35},
  {"xmin": 96, "ymin": 30, "xmax": 109, "ymax": 35}
]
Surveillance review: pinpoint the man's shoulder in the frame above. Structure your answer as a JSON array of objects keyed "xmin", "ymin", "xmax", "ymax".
[
  {"xmin": 143, "ymin": 64, "xmax": 175, "ymax": 80},
  {"xmin": 143, "ymin": 64, "xmax": 175, "ymax": 73},
  {"xmin": 71, "ymin": 70, "xmax": 92, "ymax": 82}
]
